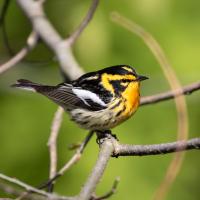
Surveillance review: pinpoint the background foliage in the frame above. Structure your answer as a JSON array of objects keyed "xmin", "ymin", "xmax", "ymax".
[{"xmin": 0, "ymin": 0, "xmax": 199, "ymax": 199}]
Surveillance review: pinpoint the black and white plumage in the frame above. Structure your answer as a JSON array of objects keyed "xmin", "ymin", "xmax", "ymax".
[{"xmin": 12, "ymin": 65, "xmax": 148, "ymax": 131}]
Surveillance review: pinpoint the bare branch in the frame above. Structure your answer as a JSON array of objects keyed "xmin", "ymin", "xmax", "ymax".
[
  {"xmin": 76, "ymin": 135, "xmax": 199, "ymax": 200},
  {"xmin": 67, "ymin": 0, "xmax": 100, "ymax": 45},
  {"xmin": 140, "ymin": 81, "xmax": 200, "ymax": 106},
  {"xmin": 40, "ymin": 131, "xmax": 94, "ymax": 190},
  {"xmin": 59, "ymin": 131, "xmax": 94, "ymax": 175},
  {"xmin": 113, "ymin": 138, "xmax": 200, "ymax": 157},
  {"xmin": 0, "ymin": 173, "xmax": 73, "ymax": 200},
  {"xmin": 77, "ymin": 137, "xmax": 114, "ymax": 200},
  {"xmin": 16, "ymin": 0, "xmax": 84, "ymax": 80},
  {"xmin": 47, "ymin": 107, "xmax": 64, "ymax": 192},
  {"xmin": 0, "ymin": 181, "xmax": 47, "ymax": 200},
  {"xmin": 0, "ymin": 31, "xmax": 38, "ymax": 74}
]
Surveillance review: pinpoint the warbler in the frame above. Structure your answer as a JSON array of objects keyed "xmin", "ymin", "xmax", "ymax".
[{"xmin": 12, "ymin": 65, "xmax": 148, "ymax": 131}]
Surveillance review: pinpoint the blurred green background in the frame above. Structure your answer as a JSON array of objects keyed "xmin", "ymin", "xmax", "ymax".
[{"xmin": 0, "ymin": 0, "xmax": 200, "ymax": 199}]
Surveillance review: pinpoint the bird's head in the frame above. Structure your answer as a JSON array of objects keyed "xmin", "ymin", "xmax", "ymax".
[{"xmin": 99, "ymin": 65, "xmax": 148, "ymax": 96}]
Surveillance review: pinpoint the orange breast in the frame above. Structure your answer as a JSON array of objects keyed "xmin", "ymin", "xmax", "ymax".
[{"xmin": 121, "ymin": 82, "xmax": 140, "ymax": 117}]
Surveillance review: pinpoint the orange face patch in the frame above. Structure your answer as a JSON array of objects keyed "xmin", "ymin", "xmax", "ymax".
[
  {"xmin": 101, "ymin": 73, "xmax": 136, "ymax": 94},
  {"xmin": 121, "ymin": 82, "xmax": 140, "ymax": 117}
]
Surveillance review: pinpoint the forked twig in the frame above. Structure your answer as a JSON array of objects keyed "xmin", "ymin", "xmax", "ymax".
[{"xmin": 39, "ymin": 131, "xmax": 94, "ymax": 190}]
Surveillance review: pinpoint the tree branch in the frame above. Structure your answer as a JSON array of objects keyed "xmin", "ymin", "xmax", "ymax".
[
  {"xmin": 113, "ymin": 138, "xmax": 200, "ymax": 157},
  {"xmin": 40, "ymin": 131, "xmax": 94, "ymax": 190},
  {"xmin": 0, "ymin": 31, "xmax": 38, "ymax": 74},
  {"xmin": 0, "ymin": 173, "xmax": 74, "ymax": 200},
  {"xmin": 47, "ymin": 107, "xmax": 64, "ymax": 192},
  {"xmin": 75, "ymin": 135, "xmax": 200, "ymax": 200},
  {"xmin": 58, "ymin": 131, "xmax": 94, "ymax": 175},
  {"xmin": 77, "ymin": 138, "xmax": 114, "ymax": 200},
  {"xmin": 16, "ymin": 0, "xmax": 84, "ymax": 80},
  {"xmin": 140, "ymin": 81, "xmax": 200, "ymax": 106}
]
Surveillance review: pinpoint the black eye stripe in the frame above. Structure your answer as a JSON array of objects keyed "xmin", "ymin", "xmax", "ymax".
[
  {"xmin": 109, "ymin": 79, "xmax": 132, "ymax": 84},
  {"xmin": 121, "ymin": 79, "xmax": 132, "ymax": 83}
]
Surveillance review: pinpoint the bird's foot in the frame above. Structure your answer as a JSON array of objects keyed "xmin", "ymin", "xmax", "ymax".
[{"xmin": 96, "ymin": 130, "xmax": 119, "ymax": 145}]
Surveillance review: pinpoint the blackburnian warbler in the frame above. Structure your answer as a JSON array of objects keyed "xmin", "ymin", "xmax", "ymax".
[{"xmin": 12, "ymin": 65, "xmax": 148, "ymax": 131}]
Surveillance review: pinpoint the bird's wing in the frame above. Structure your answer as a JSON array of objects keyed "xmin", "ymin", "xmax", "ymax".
[{"xmin": 42, "ymin": 83, "xmax": 107, "ymax": 111}]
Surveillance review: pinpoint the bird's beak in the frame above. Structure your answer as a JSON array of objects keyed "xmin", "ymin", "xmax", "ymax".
[{"xmin": 137, "ymin": 75, "xmax": 149, "ymax": 82}]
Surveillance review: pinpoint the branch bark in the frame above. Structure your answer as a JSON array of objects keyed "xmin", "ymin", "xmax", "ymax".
[
  {"xmin": 140, "ymin": 81, "xmax": 200, "ymax": 106},
  {"xmin": 113, "ymin": 137, "xmax": 200, "ymax": 156},
  {"xmin": 75, "ymin": 135, "xmax": 200, "ymax": 200},
  {"xmin": 77, "ymin": 138, "xmax": 114, "ymax": 200}
]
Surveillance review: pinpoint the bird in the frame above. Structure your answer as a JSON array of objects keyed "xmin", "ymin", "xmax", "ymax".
[{"xmin": 12, "ymin": 65, "xmax": 148, "ymax": 132}]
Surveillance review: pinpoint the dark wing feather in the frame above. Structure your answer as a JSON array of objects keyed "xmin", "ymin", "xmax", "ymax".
[
  {"xmin": 39, "ymin": 84, "xmax": 81, "ymax": 110},
  {"xmin": 12, "ymin": 79, "xmax": 107, "ymax": 111},
  {"xmin": 40, "ymin": 84, "xmax": 106, "ymax": 111}
]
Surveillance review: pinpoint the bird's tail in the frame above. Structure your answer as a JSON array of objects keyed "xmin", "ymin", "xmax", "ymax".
[{"xmin": 11, "ymin": 79, "xmax": 53, "ymax": 93}]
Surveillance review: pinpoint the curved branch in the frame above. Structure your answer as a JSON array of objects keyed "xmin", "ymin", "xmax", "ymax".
[
  {"xmin": 140, "ymin": 81, "xmax": 200, "ymax": 106},
  {"xmin": 67, "ymin": 0, "xmax": 100, "ymax": 45},
  {"xmin": 90, "ymin": 177, "xmax": 120, "ymax": 200}
]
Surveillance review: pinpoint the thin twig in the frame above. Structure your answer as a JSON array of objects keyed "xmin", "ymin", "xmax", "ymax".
[
  {"xmin": 140, "ymin": 81, "xmax": 200, "ymax": 106},
  {"xmin": 0, "ymin": 173, "xmax": 73, "ymax": 200},
  {"xmin": 15, "ymin": 132, "xmax": 94, "ymax": 199},
  {"xmin": 59, "ymin": 131, "xmax": 94, "ymax": 175},
  {"xmin": 0, "ymin": 182, "xmax": 46, "ymax": 200},
  {"xmin": 91, "ymin": 177, "xmax": 120, "ymax": 200},
  {"xmin": 47, "ymin": 107, "xmax": 64, "ymax": 192},
  {"xmin": 0, "ymin": 31, "xmax": 38, "ymax": 74},
  {"xmin": 40, "ymin": 131, "xmax": 94, "ymax": 189},
  {"xmin": 67, "ymin": 0, "xmax": 100, "ymax": 45}
]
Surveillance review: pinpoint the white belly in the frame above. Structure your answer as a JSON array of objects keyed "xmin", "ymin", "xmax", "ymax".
[{"xmin": 69, "ymin": 108, "xmax": 117, "ymax": 130}]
